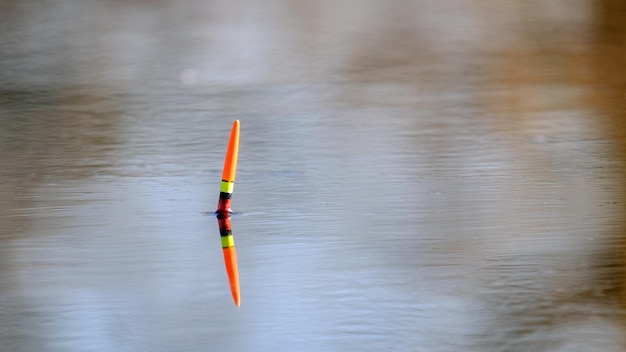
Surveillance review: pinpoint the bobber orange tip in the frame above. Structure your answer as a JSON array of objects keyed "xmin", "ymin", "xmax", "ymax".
[{"xmin": 221, "ymin": 119, "xmax": 239, "ymax": 182}]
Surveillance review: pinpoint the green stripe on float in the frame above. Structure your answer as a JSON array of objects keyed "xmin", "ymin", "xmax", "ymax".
[
  {"xmin": 220, "ymin": 180, "xmax": 234, "ymax": 194},
  {"xmin": 221, "ymin": 235, "xmax": 235, "ymax": 248}
]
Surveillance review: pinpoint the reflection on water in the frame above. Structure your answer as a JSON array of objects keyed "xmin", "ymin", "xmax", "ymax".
[
  {"xmin": 1, "ymin": 0, "xmax": 626, "ymax": 351},
  {"xmin": 217, "ymin": 214, "xmax": 241, "ymax": 307}
]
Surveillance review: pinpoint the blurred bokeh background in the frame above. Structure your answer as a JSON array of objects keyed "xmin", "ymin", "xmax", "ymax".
[{"xmin": 1, "ymin": 0, "xmax": 626, "ymax": 351}]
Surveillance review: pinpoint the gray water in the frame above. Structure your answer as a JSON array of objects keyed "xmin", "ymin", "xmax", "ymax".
[{"xmin": 2, "ymin": 1, "xmax": 626, "ymax": 351}]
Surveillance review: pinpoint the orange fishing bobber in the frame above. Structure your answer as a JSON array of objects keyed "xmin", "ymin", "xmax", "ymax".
[{"xmin": 216, "ymin": 119, "xmax": 240, "ymax": 214}]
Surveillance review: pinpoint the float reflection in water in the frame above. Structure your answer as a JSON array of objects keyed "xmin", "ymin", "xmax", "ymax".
[{"xmin": 217, "ymin": 213, "xmax": 241, "ymax": 307}]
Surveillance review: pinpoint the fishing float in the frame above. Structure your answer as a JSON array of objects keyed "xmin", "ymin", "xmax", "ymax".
[
  {"xmin": 216, "ymin": 119, "xmax": 240, "ymax": 214},
  {"xmin": 216, "ymin": 119, "xmax": 241, "ymax": 306}
]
